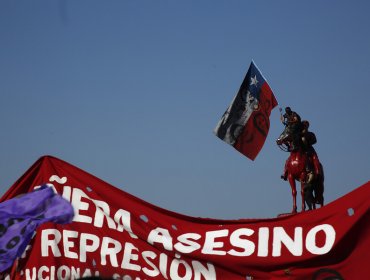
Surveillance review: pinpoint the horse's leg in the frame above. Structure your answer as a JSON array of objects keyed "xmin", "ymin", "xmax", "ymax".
[
  {"xmin": 317, "ymin": 177, "xmax": 324, "ymax": 208},
  {"xmin": 300, "ymin": 180, "xmax": 306, "ymax": 212},
  {"xmin": 281, "ymin": 159, "xmax": 288, "ymax": 180},
  {"xmin": 312, "ymin": 154, "xmax": 321, "ymax": 177},
  {"xmin": 319, "ymin": 165, "xmax": 325, "ymax": 207},
  {"xmin": 303, "ymin": 184, "xmax": 313, "ymax": 211},
  {"xmin": 288, "ymin": 174, "xmax": 297, "ymax": 213},
  {"xmin": 310, "ymin": 178, "xmax": 317, "ymax": 210},
  {"xmin": 300, "ymin": 172, "xmax": 307, "ymax": 212}
]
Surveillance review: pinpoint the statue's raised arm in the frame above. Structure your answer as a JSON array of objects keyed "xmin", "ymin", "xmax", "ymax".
[{"xmin": 277, "ymin": 107, "xmax": 302, "ymax": 152}]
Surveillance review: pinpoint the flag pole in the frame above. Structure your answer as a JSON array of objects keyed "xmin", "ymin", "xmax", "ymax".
[{"xmin": 279, "ymin": 107, "xmax": 284, "ymax": 124}]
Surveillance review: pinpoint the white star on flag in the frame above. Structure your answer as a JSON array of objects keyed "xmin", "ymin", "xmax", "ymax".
[{"xmin": 250, "ymin": 75, "xmax": 258, "ymax": 87}]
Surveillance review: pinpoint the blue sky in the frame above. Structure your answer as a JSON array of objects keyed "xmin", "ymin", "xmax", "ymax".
[{"xmin": 0, "ymin": 0, "xmax": 369, "ymax": 219}]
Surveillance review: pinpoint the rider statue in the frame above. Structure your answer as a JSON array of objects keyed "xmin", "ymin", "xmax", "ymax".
[
  {"xmin": 300, "ymin": 120, "xmax": 319, "ymax": 209},
  {"xmin": 280, "ymin": 108, "xmax": 321, "ymax": 181},
  {"xmin": 300, "ymin": 120, "xmax": 322, "ymax": 177},
  {"xmin": 280, "ymin": 107, "xmax": 302, "ymax": 152},
  {"xmin": 277, "ymin": 107, "xmax": 325, "ymax": 212}
]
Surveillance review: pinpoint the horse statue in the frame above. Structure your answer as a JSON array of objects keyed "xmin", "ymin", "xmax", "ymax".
[{"xmin": 276, "ymin": 122, "xmax": 324, "ymax": 213}]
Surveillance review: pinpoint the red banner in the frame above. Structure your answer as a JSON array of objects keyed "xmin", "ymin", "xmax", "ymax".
[{"xmin": 1, "ymin": 156, "xmax": 369, "ymax": 279}]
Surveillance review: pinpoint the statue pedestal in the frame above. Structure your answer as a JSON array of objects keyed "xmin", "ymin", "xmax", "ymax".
[{"xmin": 277, "ymin": 212, "xmax": 297, "ymax": 217}]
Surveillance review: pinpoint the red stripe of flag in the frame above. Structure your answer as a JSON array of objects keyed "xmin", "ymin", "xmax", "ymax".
[{"xmin": 234, "ymin": 82, "xmax": 277, "ymax": 160}]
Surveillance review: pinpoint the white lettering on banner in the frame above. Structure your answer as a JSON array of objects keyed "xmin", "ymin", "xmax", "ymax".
[
  {"xmin": 192, "ymin": 261, "xmax": 216, "ymax": 280},
  {"xmin": 31, "ymin": 176, "xmax": 338, "ymax": 280},
  {"xmin": 41, "ymin": 177, "xmax": 336, "ymax": 258},
  {"xmin": 101, "ymin": 237, "xmax": 122, "ymax": 267},
  {"xmin": 228, "ymin": 228, "xmax": 255, "ymax": 257},
  {"xmin": 57, "ymin": 265, "xmax": 70, "ymax": 280},
  {"xmin": 146, "ymin": 225, "xmax": 336, "ymax": 258},
  {"xmin": 25, "ymin": 267, "xmax": 36, "ymax": 280},
  {"xmin": 41, "ymin": 229, "xmax": 62, "ymax": 257},
  {"xmin": 93, "ymin": 199, "xmax": 116, "ymax": 229},
  {"xmin": 42, "ymin": 176, "xmax": 137, "ymax": 239},
  {"xmin": 273, "ymin": 227, "xmax": 303, "ymax": 257},
  {"xmin": 38, "ymin": 266, "xmax": 48, "ymax": 280},
  {"xmin": 80, "ymin": 233, "xmax": 100, "ymax": 262},
  {"xmin": 142, "ymin": 250, "xmax": 160, "ymax": 277},
  {"xmin": 202, "ymin": 229, "xmax": 229, "ymax": 255},
  {"xmin": 306, "ymin": 224, "xmax": 336, "ymax": 254},
  {"xmin": 49, "ymin": 175, "xmax": 67, "ymax": 185},
  {"xmin": 257, "ymin": 227, "xmax": 269, "ymax": 257},
  {"xmin": 147, "ymin": 227, "xmax": 173, "ymax": 251},
  {"xmin": 70, "ymin": 188, "xmax": 92, "ymax": 224},
  {"xmin": 41, "ymin": 229, "xmax": 216, "ymax": 279},
  {"xmin": 63, "ymin": 230, "xmax": 79, "ymax": 259},
  {"xmin": 23, "ymin": 266, "xmax": 99, "ymax": 280},
  {"xmin": 62, "ymin": 185, "xmax": 72, "ymax": 202},
  {"xmin": 114, "ymin": 209, "xmax": 138, "ymax": 238},
  {"xmin": 69, "ymin": 187, "xmax": 137, "ymax": 238},
  {"xmin": 21, "ymin": 224, "xmax": 337, "ymax": 280},
  {"xmin": 170, "ymin": 258, "xmax": 192, "ymax": 280},
  {"xmin": 159, "ymin": 253, "xmax": 169, "ymax": 279},
  {"xmin": 42, "ymin": 225, "xmax": 336, "ymax": 261},
  {"xmin": 174, "ymin": 233, "xmax": 202, "ymax": 254},
  {"xmin": 121, "ymin": 243, "xmax": 141, "ymax": 271}
]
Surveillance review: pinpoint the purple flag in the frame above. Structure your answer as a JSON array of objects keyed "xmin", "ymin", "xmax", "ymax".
[{"xmin": 0, "ymin": 185, "xmax": 74, "ymax": 272}]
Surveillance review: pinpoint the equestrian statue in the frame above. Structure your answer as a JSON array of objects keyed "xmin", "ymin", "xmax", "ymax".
[{"xmin": 276, "ymin": 107, "xmax": 324, "ymax": 213}]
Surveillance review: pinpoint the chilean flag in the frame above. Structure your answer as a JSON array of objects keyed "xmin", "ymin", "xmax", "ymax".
[{"xmin": 214, "ymin": 61, "xmax": 277, "ymax": 160}]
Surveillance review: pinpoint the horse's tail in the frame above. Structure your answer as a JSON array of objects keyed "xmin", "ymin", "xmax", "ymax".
[
  {"xmin": 319, "ymin": 163, "xmax": 324, "ymax": 181},
  {"xmin": 314, "ymin": 164, "xmax": 324, "ymax": 206}
]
